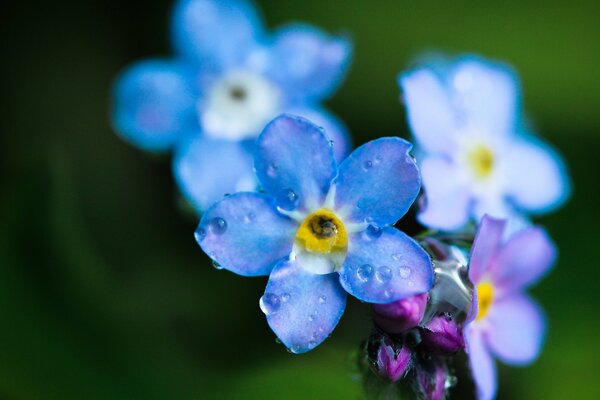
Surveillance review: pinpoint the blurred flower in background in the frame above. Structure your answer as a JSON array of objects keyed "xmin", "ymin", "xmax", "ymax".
[
  {"xmin": 112, "ymin": 0, "xmax": 352, "ymax": 211},
  {"xmin": 399, "ymin": 56, "xmax": 570, "ymax": 232}
]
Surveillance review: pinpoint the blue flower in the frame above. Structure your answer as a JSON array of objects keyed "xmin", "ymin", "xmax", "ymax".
[
  {"xmin": 398, "ymin": 55, "xmax": 570, "ymax": 231},
  {"xmin": 196, "ymin": 115, "xmax": 433, "ymax": 353},
  {"xmin": 112, "ymin": 0, "xmax": 352, "ymax": 211}
]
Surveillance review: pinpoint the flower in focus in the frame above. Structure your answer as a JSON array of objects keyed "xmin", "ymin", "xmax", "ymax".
[
  {"xmin": 196, "ymin": 114, "xmax": 433, "ymax": 353},
  {"xmin": 465, "ymin": 215, "xmax": 556, "ymax": 400},
  {"xmin": 399, "ymin": 55, "xmax": 569, "ymax": 231},
  {"xmin": 112, "ymin": 0, "xmax": 352, "ymax": 211}
]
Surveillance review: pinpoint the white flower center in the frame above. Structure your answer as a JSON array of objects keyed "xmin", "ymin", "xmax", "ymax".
[{"xmin": 201, "ymin": 70, "xmax": 281, "ymax": 140}]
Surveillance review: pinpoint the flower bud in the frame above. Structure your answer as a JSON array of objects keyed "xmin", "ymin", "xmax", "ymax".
[
  {"xmin": 415, "ymin": 359, "xmax": 448, "ymax": 400},
  {"xmin": 373, "ymin": 338, "xmax": 412, "ymax": 382},
  {"xmin": 372, "ymin": 293, "xmax": 428, "ymax": 334},
  {"xmin": 421, "ymin": 314, "xmax": 465, "ymax": 355}
]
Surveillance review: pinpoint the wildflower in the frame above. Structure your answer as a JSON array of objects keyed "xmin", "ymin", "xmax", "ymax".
[
  {"xmin": 371, "ymin": 293, "xmax": 428, "ymax": 334},
  {"xmin": 196, "ymin": 115, "xmax": 433, "ymax": 353},
  {"xmin": 399, "ymin": 56, "xmax": 569, "ymax": 231},
  {"xmin": 465, "ymin": 215, "xmax": 555, "ymax": 399},
  {"xmin": 372, "ymin": 336, "xmax": 412, "ymax": 382},
  {"xmin": 112, "ymin": 0, "xmax": 352, "ymax": 211}
]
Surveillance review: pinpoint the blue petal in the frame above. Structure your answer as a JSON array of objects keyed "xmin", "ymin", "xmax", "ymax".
[
  {"xmin": 266, "ymin": 24, "xmax": 351, "ymax": 102},
  {"xmin": 282, "ymin": 106, "xmax": 352, "ymax": 163},
  {"xmin": 261, "ymin": 259, "xmax": 347, "ymax": 353},
  {"xmin": 255, "ymin": 115, "xmax": 337, "ymax": 212},
  {"xmin": 171, "ymin": 0, "xmax": 263, "ymax": 68},
  {"xmin": 173, "ymin": 134, "xmax": 258, "ymax": 212},
  {"xmin": 196, "ymin": 192, "xmax": 297, "ymax": 276},
  {"xmin": 332, "ymin": 138, "xmax": 420, "ymax": 227},
  {"xmin": 504, "ymin": 137, "xmax": 570, "ymax": 213},
  {"xmin": 469, "ymin": 215, "xmax": 506, "ymax": 284},
  {"xmin": 339, "ymin": 227, "xmax": 433, "ymax": 304},
  {"xmin": 112, "ymin": 60, "xmax": 198, "ymax": 151},
  {"xmin": 466, "ymin": 327, "xmax": 497, "ymax": 400}
]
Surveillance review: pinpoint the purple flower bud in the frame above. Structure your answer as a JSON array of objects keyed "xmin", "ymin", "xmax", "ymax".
[
  {"xmin": 372, "ymin": 293, "xmax": 428, "ymax": 333},
  {"xmin": 374, "ymin": 338, "xmax": 412, "ymax": 382},
  {"xmin": 416, "ymin": 359, "xmax": 448, "ymax": 400},
  {"xmin": 421, "ymin": 315, "xmax": 465, "ymax": 355}
]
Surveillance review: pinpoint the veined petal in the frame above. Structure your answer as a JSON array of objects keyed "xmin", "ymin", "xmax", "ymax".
[
  {"xmin": 339, "ymin": 227, "xmax": 433, "ymax": 304},
  {"xmin": 267, "ymin": 24, "xmax": 351, "ymax": 102},
  {"xmin": 282, "ymin": 106, "xmax": 352, "ymax": 163},
  {"xmin": 171, "ymin": 0, "xmax": 263, "ymax": 68},
  {"xmin": 486, "ymin": 294, "xmax": 546, "ymax": 365},
  {"xmin": 112, "ymin": 60, "xmax": 197, "ymax": 151},
  {"xmin": 469, "ymin": 215, "xmax": 506, "ymax": 284},
  {"xmin": 399, "ymin": 69, "xmax": 456, "ymax": 155},
  {"xmin": 333, "ymin": 138, "xmax": 420, "ymax": 227},
  {"xmin": 261, "ymin": 259, "xmax": 347, "ymax": 353},
  {"xmin": 196, "ymin": 193, "xmax": 296, "ymax": 276},
  {"xmin": 466, "ymin": 327, "xmax": 497, "ymax": 400},
  {"xmin": 255, "ymin": 115, "xmax": 337, "ymax": 212},
  {"xmin": 503, "ymin": 138, "xmax": 570, "ymax": 213},
  {"xmin": 490, "ymin": 227, "xmax": 556, "ymax": 292},
  {"xmin": 417, "ymin": 157, "xmax": 471, "ymax": 231},
  {"xmin": 173, "ymin": 135, "xmax": 257, "ymax": 212},
  {"xmin": 450, "ymin": 57, "xmax": 519, "ymax": 136}
]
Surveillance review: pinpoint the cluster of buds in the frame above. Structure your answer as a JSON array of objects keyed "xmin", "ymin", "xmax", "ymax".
[{"xmin": 361, "ymin": 236, "xmax": 473, "ymax": 400}]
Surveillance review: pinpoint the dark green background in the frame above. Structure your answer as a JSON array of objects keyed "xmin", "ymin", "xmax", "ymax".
[{"xmin": 2, "ymin": 0, "xmax": 599, "ymax": 399}]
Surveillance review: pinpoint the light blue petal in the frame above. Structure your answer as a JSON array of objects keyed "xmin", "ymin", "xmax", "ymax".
[
  {"xmin": 469, "ymin": 215, "xmax": 506, "ymax": 284},
  {"xmin": 333, "ymin": 138, "xmax": 420, "ymax": 227},
  {"xmin": 255, "ymin": 115, "xmax": 337, "ymax": 212},
  {"xmin": 504, "ymin": 138, "xmax": 570, "ymax": 213},
  {"xmin": 267, "ymin": 24, "xmax": 351, "ymax": 102},
  {"xmin": 196, "ymin": 192, "xmax": 297, "ymax": 276},
  {"xmin": 260, "ymin": 259, "xmax": 347, "ymax": 353},
  {"xmin": 112, "ymin": 60, "xmax": 198, "ymax": 151},
  {"xmin": 490, "ymin": 227, "xmax": 556, "ymax": 293},
  {"xmin": 339, "ymin": 227, "xmax": 433, "ymax": 304},
  {"xmin": 173, "ymin": 134, "xmax": 258, "ymax": 212},
  {"xmin": 171, "ymin": 0, "xmax": 263, "ymax": 68},
  {"xmin": 466, "ymin": 327, "xmax": 497, "ymax": 400},
  {"xmin": 486, "ymin": 294, "xmax": 546, "ymax": 365},
  {"xmin": 282, "ymin": 106, "xmax": 352, "ymax": 163}
]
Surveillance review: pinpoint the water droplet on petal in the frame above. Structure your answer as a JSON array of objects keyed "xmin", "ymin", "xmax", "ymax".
[
  {"xmin": 308, "ymin": 340, "xmax": 317, "ymax": 348},
  {"xmin": 212, "ymin": 260, "xmax": 223, "ymax": 270},
  {"xmin": 357, "ymin": 264, "xmax": 373, "ymax": 281},
  {"xmin": 364, "ymin": 225, "xmax": 382, "ymax": 240},
  {"xmin": 194, "ymin": 228, "xmax": 206, "ymax": 242},
  {"xmin": 375, "ymin": 155, "xmax": 383, "ymax": 164},
  {"xmin": 281, "ymin": 293, "xmax": 290, "ymax": 302},
  {"xmin": 291, "ymin": 344, "xmax": 301, "ymax": 353},
  {"xmin": 376, "ymin": 266, "xmax": 392, "ymax": 283},
  {"xmin": 328, "ymin": 139, "xmax": 334, "ymax": 147},
  {"xmin": 209, "ymin": 217, "xmax": 227, "ymax": 235},
  {"xmin": 383, "ymin": 289, "xmax": 392, "ymax": 299},
  {"xmin": 318, "ymin": 295, "xmax": 326, "ymax": 304},
  {"xmin": 259, "ymin": 293, "xmax": 281, "ymax": 315},
  {"xmin": 243, "ymin": 212, "xmax": 256, "ymax": 223},
  {"xmin": 267, "ymin": 163, "xmax": 279, "ymax": 178},
  {"xmin": 408, "ymin": 280, "xmax": 415, "ymax": 287},
  {"xmin": 392, "ymin": 253, "xmax": 402, "ymax": 261},
  {"xmin": 277, "ymin": 188, "xmax": 299, "ymax": 211},
  {"xmin": 363, "ymin": 160, "xmax": 373, "ymax": 170},
  {"xmin": 399, "ymin": 266, "xmax": 412, "ymax": 279}
]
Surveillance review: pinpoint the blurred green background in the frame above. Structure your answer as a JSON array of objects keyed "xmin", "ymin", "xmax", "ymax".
[{"xmin": 2, "ymin": 0, "xmax": 599, "ymax": 399}]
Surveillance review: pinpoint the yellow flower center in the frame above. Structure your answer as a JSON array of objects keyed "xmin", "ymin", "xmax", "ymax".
[
  {"xmin": 468, "ymin": 144, "xmax": 495, "ymax": 179},
  {"xmin": 476, "ymin": 282, "xmax": 494, "ymax": 321},
  {"xmin": 295, "ymin": 209, "xmax": 348, "ymax": 254}
]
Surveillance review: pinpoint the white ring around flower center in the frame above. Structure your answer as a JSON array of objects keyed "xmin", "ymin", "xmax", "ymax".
[{"xmin": 201, "ymin": 70, "xmax": 281, "ymax": 140}]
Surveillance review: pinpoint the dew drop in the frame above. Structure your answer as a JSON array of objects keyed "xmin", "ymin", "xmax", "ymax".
[
  {"xmin": 291, "ymin": 344, "xmax": 301, "ymax": 353},
  {"xmin": 259, "ymin": 293, "xmax": 280, "ymax": 315},
  {"xmin": 267, "ymin": 163, "xmax": 279, "ymax": 177},
  {"xmin": 308, "ymin": 340, "xmax": 317, "ymax": 348},
  {"xmin": 209, "ymin": 217, "xmax": 227, "ymax": 235},
  {"xmin": 357, "ymin": 264, "xmax": 373, "ymax": 281},
  {"xmin": 392, "ymin": 253, "xmax": 402, "ymax": 261},
  {"xmin": 376, "ymin": 266, "xmax": 392, "ymax": 283},
  {"xmin": 399, "ymin": 266, "xmax": 412, "ymax": 279},
  {"xmin": 383, "ymin": 289, "xmax": 392, "ymax": 299},
  {"xmin": 277, "ymin": 188, "xmax": 299, "ymax": 211},
  {"xmin": 275, "ymin": 337, "xmax": 282, "ymax": 344},
  {"xmin": 364, "ymin": 225, "xmax": 382, "ymax": 239},
  {"xmin": 328, "ymin": 139, "xmax": 334, "ymax": 147},
  {"xmin": 318, "ymin": 295, "xmax": 326, "ymax": 304},
  {"xmin": 318, "ymin": 325, "xmax": 326, "ymax": 333},
  {"xmin": 308, "ymin": 315, "xmax": 315, "ymax": 322},
  {"xmin": 363, "ymin": 160, "xmax": 373, "ymax": 170},
  {"xmin": 281, "ymin": 293, "xmax": 291, "ymax": 302},
  {"xmin": 194, "ymin": 228, "xmax": 206, "ymax": 242},
  {"xmin": 212, "ymin": 260, "xmax": 223, "ymax": 270},
  {"xmin": 374, "ymin": 155, "xmax": 383, "ymax": 164},
  {"xmin": 408, "ymin": 280, "xmax": 415, "ymax": 287},
  {"xmin": 243, "ymin": 212, "xmax": 256, "ymax": 223}
]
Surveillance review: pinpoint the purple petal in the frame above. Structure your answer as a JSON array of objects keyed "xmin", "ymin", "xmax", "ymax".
[
  {"xmin": 486, "ymin": 294, "xmax": 546, "ymax": 365},
  {"xmin": 418, "ymin": 157, "xmax": 471, "ymax": 231},
  {"xmin": 490, "ymin": 227, "xmax": 556, "ymax": 292},
  {"xmin": 333, "ymin": 138, "xmax": 421, "ymax": 227},
  {"xmin": 196, "ymin": 193, "xmax": 296, "ymax": 276},
  {"xmin": 466, "ymin": 327, "xmax": 497, "ymax": 400},
  {"xmin": 469, "ymin": 215, "xmax": 506, "ymax": 284},
  {"xmin": 255, "ymin": 115, "xmax": 337, "ymax": 213},
  {"xmin": 339, "ymin": 227, "xmax": 433, "ymax": 304},
  {"xmin": 261, "ymin": 259, "xmax": 347, "ymax": 353},
  {"xmin": 372, "ymin": 293, "xmax": 428, "ymax": 333}
]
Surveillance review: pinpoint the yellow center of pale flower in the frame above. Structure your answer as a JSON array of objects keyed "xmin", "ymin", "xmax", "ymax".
[
  {"xmin": 295, "ymin": 209, "xmax": 348, "ymax": 254},
  {"xmin": 468, "ymin": 144, "xmax": 495, "ymax": 179},
  {"xmin": 476, "ymin": 282, "xmax": 494, "ymax": 321}
]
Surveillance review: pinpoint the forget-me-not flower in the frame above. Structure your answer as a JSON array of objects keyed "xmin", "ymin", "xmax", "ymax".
[
  {"xmin": 465, "ymin": 215, "xmax": 556, "ymax": 400},
  {"xmin": 112, "ymin": 0, "xmax": 352, "ymax": 211},
  {"xmin": 196, "ymin": 114, "xmax": 434, "ymax": 353},
  {"xmin": 399, "ymin": 56, "xmax": 569, "ymax": 231}
]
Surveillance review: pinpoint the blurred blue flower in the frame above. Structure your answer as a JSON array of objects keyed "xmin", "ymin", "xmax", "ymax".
[
  {"xmin": 399, "ymin": 56, "xmax": 570, "ymax": 231},
  {"xmin": 112, "ymin": 0, "xmax": 352, "ymax": 211},
  {"xmin": 465, "ymin": 215, "xmax": 556, "ymax": 400},
  {"xmin": 196, "ymin": 114, "xmax": 433, "ymax": 353}
]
